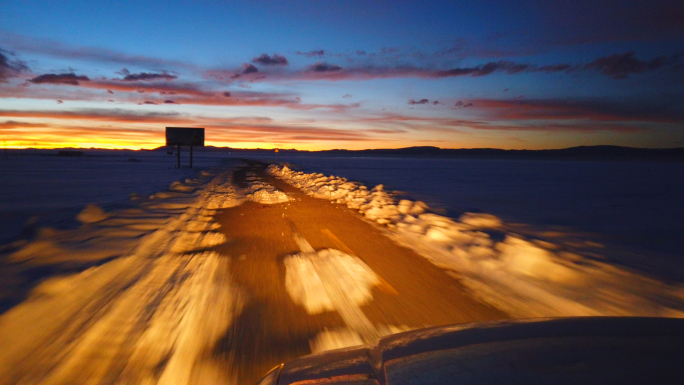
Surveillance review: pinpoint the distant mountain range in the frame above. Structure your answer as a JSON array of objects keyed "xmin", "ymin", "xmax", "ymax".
[
  {"xmin": 148, "ymin": 145, "xmax": 684, "ymax": 161},
  {"xmin": 11, "ymin": 145, "xmax": 684, "ymax": 161}
]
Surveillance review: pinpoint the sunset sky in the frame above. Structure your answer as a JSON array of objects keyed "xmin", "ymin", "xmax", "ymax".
[{"xmin": 1, "ymin": 0, "xmax": 682, "ymax": 150}]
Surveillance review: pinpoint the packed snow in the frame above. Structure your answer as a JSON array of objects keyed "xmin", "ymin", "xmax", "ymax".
[
  {"xmin": 246, "ymin": 173, "xmax": 292, "ymax": 204},
  {"xmin": 284, "ymin": 248, "xmax": 380, "ymax": 314},
  {"xmin": 269, "ymin": 164, "xmax": 684, "ymax": 318},
  {"xmin": 283, "ymin": 247, "xmax": 414, "ymax": 353}
]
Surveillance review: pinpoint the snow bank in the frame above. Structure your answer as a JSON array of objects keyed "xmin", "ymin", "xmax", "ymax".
[
  {"xmin": 246, "ymin": 173, "xmax": 291, "ymax": 204},
  {"xmin": 0, "ymin": 164, "xmax": 244, "ymax": 384},
  {"xmin": 269, "ymin": 164, "xmax": 684, "ymax": 318}
]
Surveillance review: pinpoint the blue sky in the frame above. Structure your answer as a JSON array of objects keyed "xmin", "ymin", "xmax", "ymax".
[{"xmin": 0, "ymin": 0, "xmax": 682, "ymax": 149}]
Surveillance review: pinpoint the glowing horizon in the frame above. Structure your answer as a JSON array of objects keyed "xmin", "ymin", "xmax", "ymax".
[{"xmin": 1, "ymin": 1, "xmax": 682, "ymax": 150}]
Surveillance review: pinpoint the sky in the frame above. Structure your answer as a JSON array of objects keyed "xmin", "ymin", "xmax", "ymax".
[{"xmin": 0, "ymin": 0, "xmax": 683, "ymax": 150}]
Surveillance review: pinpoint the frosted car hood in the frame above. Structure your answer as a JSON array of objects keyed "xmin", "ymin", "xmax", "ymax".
[{"xmin": 272, "ymin": 317, "xmax": 684, "ymax": 385}]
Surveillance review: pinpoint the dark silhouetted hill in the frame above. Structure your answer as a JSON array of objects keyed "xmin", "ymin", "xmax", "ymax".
[{"xmin": 150, "ymin": 145, "xmax": 684, "ymax": 161}]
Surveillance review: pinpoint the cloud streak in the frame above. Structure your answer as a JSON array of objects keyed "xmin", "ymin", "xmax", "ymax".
[
  {"xmin": 1, "ymin": 32, "xmax": 196, "ymax": 70},
  {"xmin": 584, "ymin": 51, "xmax": 682, "ymax": 79},
  {"xmin": 296, "ymin": 50, "xmax": 325, "ymax": 58},
  {"xmin": 248, "ymin": 52, "xmax": 681, "ymax": 82},
  {"xmin": 29, "ymin": 73, "xmax": 90, "ymax": 85},
  {"xmin": 118, "ymin": 68, "xmax": 178, "ymax": 82},
  {"xmin": 0, "ymin": 49, "xmax": 28, "ymax": 81},
  {"xmin": 306, "ymin": 62, "xmax": 342, "ymax": 72},
  {"xmin": 0, "ymin": 108, "xmax": 195, "ymax": 123},
  {"xmin": 252, "ymin": 53, "xmax": 289, "ymax": 66},
  {"xmin": 408, "ymin": 99, "xmax": 429, "ymax": 105}
]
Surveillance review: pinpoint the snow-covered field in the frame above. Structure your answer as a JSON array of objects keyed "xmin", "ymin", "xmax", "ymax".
[
  {"xmin": 269, "ymin": 163, "xmax": 684, "ymax": 318},
  {"xmin": 0, "ymin": 151, "xmax": 229, "ymax": 242},
  {"xmin": 1, "ymin": 151, "xmax": 682, "ymax": 381}
]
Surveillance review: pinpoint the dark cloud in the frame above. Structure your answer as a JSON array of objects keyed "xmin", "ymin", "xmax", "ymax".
[
  {"xmin": 107, "ymin": 89, "xmax": 114, "ymax": 94},
  {"xmin": 125, "ymin": 73, "xmax": 177, "ymax": 82},
  {"xmin": 584, "ymin": 51, "xmax": 680, "ymax": 79},
  {"xmin": 118, "ymin": 68, "xmax": 177, "ymax": 82},
  {"xmin": 288, "ymin": 60, "xmax": 575, "ymax": 81},
  {"xmin": 433, "ymin": 60, "xmax": 581, "ymax": 77},
  {"xmin": 537, "ymin": 64, "xmax": 575, "ymax": 73},
  {"xmin": 342, "ymin": 94, "xmax": 352, "ymax": 98},
  {"xmin": 296, "ymin": 50, "xmax": 325, "ymax": 58},
  {"xmin": 56, "ymin": 100, "xmax": 63, "ymax": 104},
  {"xmin": 454, "ymin": 101, "xmax": 473, "ymax": 108},
  {"xmin": 432, "ymin": 101, "xmax": 441, "ymax": 105},
  {"xmin": 139, "ymin": 101, "xmax": 157, "ymax": 105},
  {"xmin": 252, "ymin": 53, "xmax": 289, "ymax": 66},
  {"xmin": 163, "ymin": 100, "xmax": 176, "ymax": 104},
  {"xmin": 408, "ymin": 99, "xmax": 430, "ymax": 105},
  {"xmin": 306, "ymin": 62, "xmax": 342, "ymax": 72},
  {"xmin": 243, "ymin": 64, "xmax": 259, "ymax": 74},
  {"xmin": 223, "ymin": 91, "xmax": 231, "ymax": 97},
  {"xmin": 356, "ymin": 50, "xmax": 366, "ymax": 56},
  {"xmin": 0, "ymin": 49, "xmax": 28, "ymax": 81},
  {"xmin": 29, "ymin": 73, "xmax": 90, "ymax": 85},
  {"xmin": 435, "ymin": 61, "xmax": 533, "ymax": 77}
]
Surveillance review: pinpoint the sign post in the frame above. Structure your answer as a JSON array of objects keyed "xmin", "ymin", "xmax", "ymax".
[{"xmin": 165, "ymin": 127, "xmax": 205, "ymax": 168}]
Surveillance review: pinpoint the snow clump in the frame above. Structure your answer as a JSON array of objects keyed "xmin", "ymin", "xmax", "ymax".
[
  {"xmin": 247, "ymin": 180, "xmax": 291, "ymax": 204},
  {"xmin": 76, "ymin": 204, "xmax": 109, "ymax": 224}
]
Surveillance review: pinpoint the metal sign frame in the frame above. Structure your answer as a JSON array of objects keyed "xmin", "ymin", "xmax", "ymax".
[{"xmin": 165, "ymin": 127, "xmax": 205, "ymax": 168}]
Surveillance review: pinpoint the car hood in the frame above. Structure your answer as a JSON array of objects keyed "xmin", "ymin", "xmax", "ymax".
[{"xmin": 272, "ymin": 317, "xmax": 684, "ymax": 385}]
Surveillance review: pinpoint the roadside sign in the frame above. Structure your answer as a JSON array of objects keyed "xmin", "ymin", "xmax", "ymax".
[{"xmin": 165, "ymin": 127, "xmax": 205, "ymax": 168}]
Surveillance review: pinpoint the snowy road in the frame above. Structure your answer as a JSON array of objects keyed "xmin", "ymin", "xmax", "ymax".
[
  {"xmin": 1, "ymin": 159, "xmax": 682, "ymax": 385},
  {"xmin": 0, "ymin": 161, "xmax": 505, "ymax": 384},
  {"xmin": 212, "ymin": 162, "xmax": 506, "ymax": 384}
]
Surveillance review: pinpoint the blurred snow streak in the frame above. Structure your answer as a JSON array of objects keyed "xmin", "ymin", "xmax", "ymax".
[{"xmin": 0, "ymin": 165, "xmax": 243, "ymax": 384}]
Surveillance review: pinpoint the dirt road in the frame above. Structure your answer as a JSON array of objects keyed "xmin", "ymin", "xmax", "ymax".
[{"xmin": 214, "ymin": 161, "xmax": 507, "ymax": 384}]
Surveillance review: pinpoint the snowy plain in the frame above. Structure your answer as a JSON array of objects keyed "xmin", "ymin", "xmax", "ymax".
[
  {"xmin": 264, "ymin": 155, "xmax": 684, "ymax": 279},
  {"xmin": 0, "ymin": 151, "xmax": 227, "ymax": 242},
  {"xmin": 0, "ymin": 150, "xmax": 682, "ymax": 381}
]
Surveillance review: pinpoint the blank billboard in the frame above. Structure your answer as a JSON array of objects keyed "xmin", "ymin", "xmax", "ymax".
[{"xmin": 165, "ymin": 127, "xmax": 205, "ymax": 146}]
